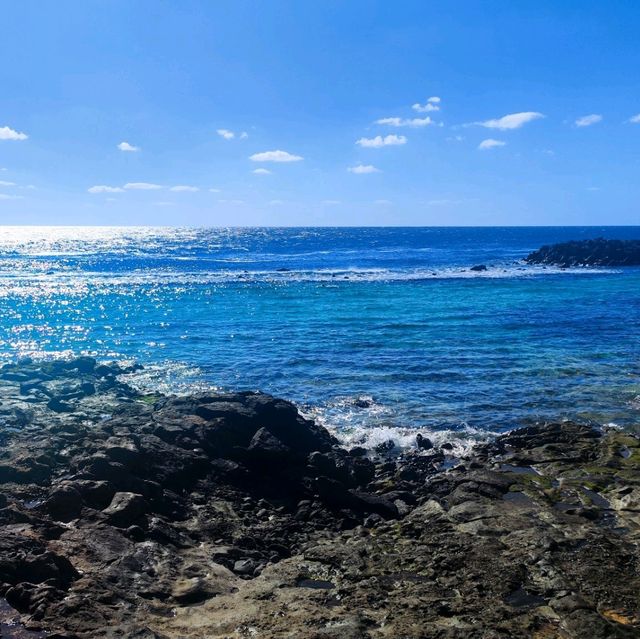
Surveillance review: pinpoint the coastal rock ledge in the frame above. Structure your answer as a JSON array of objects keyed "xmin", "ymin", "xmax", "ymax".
[
  {"xmin": 525, "ymin": 238, "xmax": 640, "ymax": 267},
  {"xmin": 0, "ymin": 358, "xmax": 639, "ymax": 638}
]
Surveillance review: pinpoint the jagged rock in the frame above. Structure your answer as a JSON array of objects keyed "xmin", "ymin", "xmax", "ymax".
[
  {"xmin": 102, "ymin": 492, "xmax": 148, "ymax": 527},
  {"xmin": 0, "ymin": 358, "xmax": 638, "ymax": 638},
  {"xmin": 526, "ymin": 238, "xmax": 640, "ymax": 267}
]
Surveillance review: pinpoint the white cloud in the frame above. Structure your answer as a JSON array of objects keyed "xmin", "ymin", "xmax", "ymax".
[
  {"xmin": 347, "ymin": 164, "xmax": 381, "ymax": 174},
  {"xmin": 124, "ymin": 182, "xmax": 162, "ymax": 190},
  {"xmin": 0, "ymin": 126, "xmax": 28, "ymax": 141},
  {"xmin": 252, "ymin": 168, "xmax": 272, "ymax": 175},
  {"xmin": 117, "ymin": 141, "xmax": 140, "ymax": 152},
  {"xmin": 412, "ymin": 102, "xmax": 439, "ymax": 113},
  {"xmin": 478, "ymin": 138, "xmax": 506, "ymax": 150},
  {"xmin": 376, "ymin": 116, "xmax": 435, "ymax": 127},
  {"xmin": 0, "ymin": 180, "xmax": 15, "ymax": 186},
  {"xmin": 475, "ymin": 111, "xmax": 544, "ymax": 130},
  {"xmin": 629, "ymin": 114, "xmax": 640, "ymax": 124},
  {"xmin": 322, "ymin": 200, "xmax": 341, "ymax": 205},
  {"xmin": 412, "ymin": 97, "xmax": 441, "ymax": 113},
  {"xmin": 218, "ymin": 199, "xmax": 245, "ymax": 205},
  {"xmin": 586, "ymin": 186, "xmax": 601, "ymax": 191},
  {"xmin": 153, "ymin": 201, "xmax": 174, "ymax": 207},
  {"xmin": 249, "ymin": 150, "xmax": 303, "ymax": 162},
  {"xmin": 374, "ymin": 199, "xmax": 392, "ymax": 205},
  {"xmin": 209, "ymin": 188, "xmax": 221, "ymax": 193},
  {"xmin": 217, "ymin": 129, "xmax": 248, "ymax": 140},
  {"xmin": 269, "ymin": 199, "xmax": 284, "ymax": 205},
  {"xmin": 356, "ymin": 134, "xmax": 407, "ymax": 148},
  {"xmin": 575, "ymin": 114, "xmax": 602, "ymax": 127},
  {"xmin": 0, "ymin": 193, "xmax": 23, "ymax": 200},
  {"xmin": 170, "ymin": 185, "xmax": 199, "ymax": 192},
  {"xmin": 88, "ymin": 185, "xmax": 125, "ymax": 193}
]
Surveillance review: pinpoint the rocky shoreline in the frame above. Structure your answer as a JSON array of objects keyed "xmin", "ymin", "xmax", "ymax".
[
  {"xmin": 0, "ymin": 358, "xmax": 639, "ymax": 638},
  {"xmin": 526, "ymin": 238, "xmax": 640, "ymax": 267}
]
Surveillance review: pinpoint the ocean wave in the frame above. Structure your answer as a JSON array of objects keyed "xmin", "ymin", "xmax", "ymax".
[
  {"xmin": 0, "ymin": 263, "xmax": 620, "ymax": 296},
  {"xmin": 120, "ymin": 363, "xmax": 499, "ymax": 454},
  {"xmin": 301, "ymin": 394, "xmax": 499, "ymax": 456}
]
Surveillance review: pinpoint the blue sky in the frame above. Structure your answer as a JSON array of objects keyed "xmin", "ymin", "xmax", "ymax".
[{"xmin": 1, "ymin": 0, "xmax": 639, "ymax": 226}]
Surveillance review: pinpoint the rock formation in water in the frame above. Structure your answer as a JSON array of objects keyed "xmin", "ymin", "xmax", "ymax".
[
  {"xmin": 526, "ymin": 238, "xmax": 640, "ymax": 267},
  {"xmin": 0, "ymin": 358, "xmax": 639, "ymax": 638}
]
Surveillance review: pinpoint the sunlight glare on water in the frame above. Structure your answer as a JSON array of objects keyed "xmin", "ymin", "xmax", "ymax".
[{"xmin": 0, "ymin": 225, "xmax": 639, "ymax": 448}]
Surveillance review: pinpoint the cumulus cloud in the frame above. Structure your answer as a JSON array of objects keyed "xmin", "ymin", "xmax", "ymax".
[
  {"xmin": 0, "ymin": 126, "xmax": 28, "ymax": 141},
  {"xmin": 170, "ymin": 185, "xmax": 199, "ymax": 192},
  {"xmin": 0, "ymin": 180, "xmax": 15, "ymax": 186},
  {"xmin": 575, "ymin": 114, "xmax": 602, "ymax": 127},
  {"xmin": 88, "ymin": 185, "xmax": 125, "ymax": 193},
  {"xmin": 478, "ymin": 138, "xmax": 506, "ymax": 150},
  {"xmin": 249, "ymin": 150, "xmax": 303, "ymax": 162},
  {"xmin": 240, "ymin": 131, "xmax": 249, "ymax": 139},
  {"xmin": 124, "ymin": 182, "xmax": 162, "ymax": 190},
  {"xmin": 252, "ymin": 168, "xmax": 272, "ymax": 175},
  {"xmin": 117, "ymin": 141, "xmax": 140, "ymax": 152},
  {"xmin": 412, "ymin": 96, "xmax": 441, "ymax": 113},
  {"xmin": 376, "ymin": 116, "xmax": 435, "ymax": 127},
  {"xmin": 374, "ymin": 199, "xmax": 392, "ymax": 205},
  {"xmin": 348, "ymin": 164, "xmax": 380, "ymax": 174},
  {"xmin": 629, "ymin": 114, "xmax": 640, "ymax": 124},
  {"xmin": 209, "ymin": 188, "xmax": 221, "ymax": 193},
  {"xmin": 356, "ymin": 134, "xmax": 407, "ymax": 148},
  {"xmin": 0, "ymin": 193, "xmax": 23, "ymax": 200},
  {"xmin": 474, "ymin": 112, "xmax": 544, "ymax": 130},
  {"xmin": 322, "ymin": 200, "xmax": 341, "ymax": 205}
]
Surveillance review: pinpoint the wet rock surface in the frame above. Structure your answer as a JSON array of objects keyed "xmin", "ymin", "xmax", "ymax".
[
  {"xmin": 0, "ymin": 359, "xmax": 638, "ymax": 638},
  {"xmin": 526, "ymin": 238, "xmax": 640, "ymax": 267}
]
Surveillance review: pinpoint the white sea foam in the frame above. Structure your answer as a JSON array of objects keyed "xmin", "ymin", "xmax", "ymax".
[
  {"xmin": 0, "ymin": 263, "xmax": 620, "ymax": 298},
  {"xmin": 301, "ymin": 394, "xmax": 499, "ymax": 456}
]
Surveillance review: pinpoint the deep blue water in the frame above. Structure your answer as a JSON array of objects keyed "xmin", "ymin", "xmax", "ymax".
[{"xmin": 1, "ymin": 226, "xmax": 639, "ymax": 450}]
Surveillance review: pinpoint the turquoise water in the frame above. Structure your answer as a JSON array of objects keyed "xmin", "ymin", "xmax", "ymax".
[{"xmin": 1, "ymin": 226, "xmax": 639, "ymax": 449}]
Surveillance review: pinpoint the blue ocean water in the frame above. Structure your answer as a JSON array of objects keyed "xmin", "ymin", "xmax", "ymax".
[{"xmin": 1, "ymin": 226, "xmax": 639, "ymax": 450}]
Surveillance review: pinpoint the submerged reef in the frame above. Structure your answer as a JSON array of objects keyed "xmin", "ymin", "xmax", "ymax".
[
  {"xmin": 0, "ymin": 358, "xmax": 638, "ymax": 638},
  {"xmin": 526, "ymin": 238, "xmax": 640, "ymax": 267}
]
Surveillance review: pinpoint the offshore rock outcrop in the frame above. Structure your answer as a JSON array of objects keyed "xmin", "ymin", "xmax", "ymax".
[
  {"xmin": 0, "ymin": 358, "xmax": 638, "ymax": 638},
  {"xmin": 526, "ymin": 238, "xmax": 640, "ymax": 267}
]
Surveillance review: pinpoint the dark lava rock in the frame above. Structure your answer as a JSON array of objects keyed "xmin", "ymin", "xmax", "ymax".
[
  {"xmin": 102, "ymin": 492, "xmax": 148, "ymax": 527},
  {"xmin": 470, "ymin": 264, "xmax": 488, "ymax": 272},
  {"xmin": 416, "ymin": 433, "xmax": 433, "ymax": 450},
  {"xmin": 0, "ymin": 358, "xmax": 638, "ymax": 638},
  {"xmin": 44, "ymin": 484, "xmax": 83, "ymax": 522},
  {"xmin": 526, "ymin": 237, "xmax": 640, "ymax": 267}
]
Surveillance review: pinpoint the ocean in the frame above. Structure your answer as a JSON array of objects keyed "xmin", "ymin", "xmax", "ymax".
[{"xmin": 1, "ymin": 225, "xmax": 639, "ymax": 451}]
